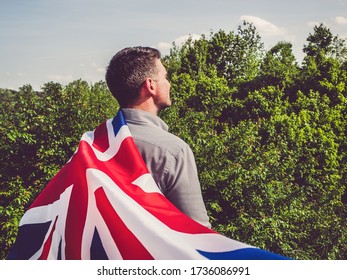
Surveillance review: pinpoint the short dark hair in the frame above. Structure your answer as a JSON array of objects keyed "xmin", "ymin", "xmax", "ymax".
[{"xmin": 105, "ymin": 46, "xmax": 161, "ymax": 107}]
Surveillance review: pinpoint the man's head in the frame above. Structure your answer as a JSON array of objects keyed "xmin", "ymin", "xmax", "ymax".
[{"xmin": 105, "ymin": 46, "xmax": 171, "ymax": 112}]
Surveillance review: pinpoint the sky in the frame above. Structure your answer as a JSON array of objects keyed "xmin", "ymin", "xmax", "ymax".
[{"xmin": 1, "ymin": 0, "xmax": 347, "ymax": 90}]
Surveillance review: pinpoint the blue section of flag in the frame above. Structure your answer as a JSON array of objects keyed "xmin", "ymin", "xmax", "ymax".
[
  {"xmin": 197, "ymin": 248, "xmax": 290, "ymax": 260},
  {"xmin": 90, "ymin": 228, "xmax": 108, "ymax": 260},
  {"xmin": 112, "ymin": 110, "xmax": 127, "ymax": 136},
  {"xmin": 7, "ymin": 221, "xmax": 51, "ymax": 260},
  {"xmin": 57, "ymin": 239, "xmax": 62, "ymax": 260}
]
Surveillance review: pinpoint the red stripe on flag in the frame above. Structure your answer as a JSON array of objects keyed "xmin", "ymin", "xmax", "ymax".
[
  {"xmin": 29, "ymin": 165, "xmax": 72, "ymax": 208},
  {"xmin": 38, "ymin": 217, "xmax": 58, "ymax": 260},
  {"xmin": 106, "ymin": 138, "xmax": 214, "ymax": 235},
  {"xmin": 63, "ymin": 147, "xmax": 90, "ymax": 259},
  {"xmin": 128, "ymin": 191, "xmax": 213, "ymax": 234},
  {"xmin": 92, "ymin": 121, "xmax": 110, "ymax": 152},
  {"xmin": 94, "ymin": 187, "xmax": 154, "ymax": 260},
  {"xmin": 106, "ymin": 137, "xmax": 149, "ymax": 184}
]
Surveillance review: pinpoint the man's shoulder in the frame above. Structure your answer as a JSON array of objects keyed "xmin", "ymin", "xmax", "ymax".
[
  {"xmin": 122, "ymin": 108, "xmax": 191, "ymax": 156},
  {"xmin": 132, "ymin": 124, "xmax": 190, "ymax": 157}
]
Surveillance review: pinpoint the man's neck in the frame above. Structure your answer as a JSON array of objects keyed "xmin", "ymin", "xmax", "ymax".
[{"xmin": 125, "ymin": 103, "xmax": 159, "ymax": 116}]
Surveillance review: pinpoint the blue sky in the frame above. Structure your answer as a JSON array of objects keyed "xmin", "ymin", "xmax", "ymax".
[{"xmin": 1, "ymin": 0, "xmax": 347, "ymax": 90}]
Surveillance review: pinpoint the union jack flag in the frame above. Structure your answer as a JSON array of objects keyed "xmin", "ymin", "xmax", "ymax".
[{"xmin": 7, "ymin": 110, "xmax": 288, "ymax": 260}]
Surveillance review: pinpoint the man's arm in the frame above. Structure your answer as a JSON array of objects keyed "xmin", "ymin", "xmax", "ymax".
[{"xmin": 163, "ymin": 145, "xmax": 211, "ymax": 228}]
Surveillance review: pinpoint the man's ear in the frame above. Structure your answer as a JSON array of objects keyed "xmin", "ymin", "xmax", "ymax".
[{"xmin": 142, "ymin": 78, "xmax": 156, "ymax": 95}]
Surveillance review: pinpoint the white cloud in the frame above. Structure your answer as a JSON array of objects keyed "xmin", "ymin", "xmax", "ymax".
[
  {"xmin": 152, "ymin": 42, "xmax": 171, "ymax": 55},
  {"xmin": 240, "ymin": 15, "xmax": 285, "ymax": 36},
  {"xmin": 91, "ymin": 62, "xmax": 105, "ymax": 73},
  {"xmin": 154, "ymin": 33, "xmax": 202, "ymax": 55},
  {"xmin": 96, "ymin": 67, "xmax": 105, "ymax": 73},
  {"xmin": 307, "ymin": 21, "xmax": 320, "ymax": 28},
  {"xmin": 335, "ymin": 16, "xmax": 347, "ymax": 26},
  {"xmin": 157, "ymin": 42, "xmax": 172, "ymax": 50},
  {"xmin": 47, "ymin": 74, "xmax": 74, "ymax": 82},
  {"xmin": 174, "ymin": 34, "xmax": 202, "ymax": 45}
]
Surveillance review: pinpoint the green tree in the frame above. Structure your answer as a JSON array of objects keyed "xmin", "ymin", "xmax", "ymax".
[
  {"xmin": 165, "ymin": 21, "xmax": 264, "ymax": 88},
  {"xmin": 259, "ymin": 41, "xmax": 300, "ymax": 89},
  {"xmin": 162, "ymin": 25, "xmax": 346, "ymax": 259},
  {"xmin": 0, "ymin": 81, "xmax": 118, "ymax": 259},
  {"xmin": 300, "ymin": 23, "xmax": 347, "ymax": 105},
  {"xmin": 0, "ymin": 85, "xmax": 43, "ymax": 257}
]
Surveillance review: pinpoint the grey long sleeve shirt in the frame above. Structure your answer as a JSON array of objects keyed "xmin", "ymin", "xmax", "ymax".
[{"xmin": 121, "ymin": 108, "xmax": 211, "ymax": 228}]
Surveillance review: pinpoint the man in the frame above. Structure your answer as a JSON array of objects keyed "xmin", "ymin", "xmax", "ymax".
[{"xmin": 105, "ymin": 47, "xmax": 211, "ymax": 228}]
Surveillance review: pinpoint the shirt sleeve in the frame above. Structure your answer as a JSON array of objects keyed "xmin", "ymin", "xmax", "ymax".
[{"xmin": 163, "ymin": 145, "xmax": 211, "ymax": 228}]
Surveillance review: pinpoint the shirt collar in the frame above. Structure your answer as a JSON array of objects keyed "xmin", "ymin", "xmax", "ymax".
[{"xmin": 121, "ymin": 108, "xmax": 169, "ymax": 131}]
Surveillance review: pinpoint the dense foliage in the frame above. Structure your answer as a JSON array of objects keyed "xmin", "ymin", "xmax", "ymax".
[
  {"xmin": 0, "ymin": 80, "xmax": 118, "ymax": 258},
  {"xmin": 1, "ymin": 23, "xmax": 346, "ymax": 259}
]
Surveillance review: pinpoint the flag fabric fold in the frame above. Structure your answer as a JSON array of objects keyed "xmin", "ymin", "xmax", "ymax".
[{"xmin": 8, "ymin": 110, "xmax": 289, "ymax": 260}]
